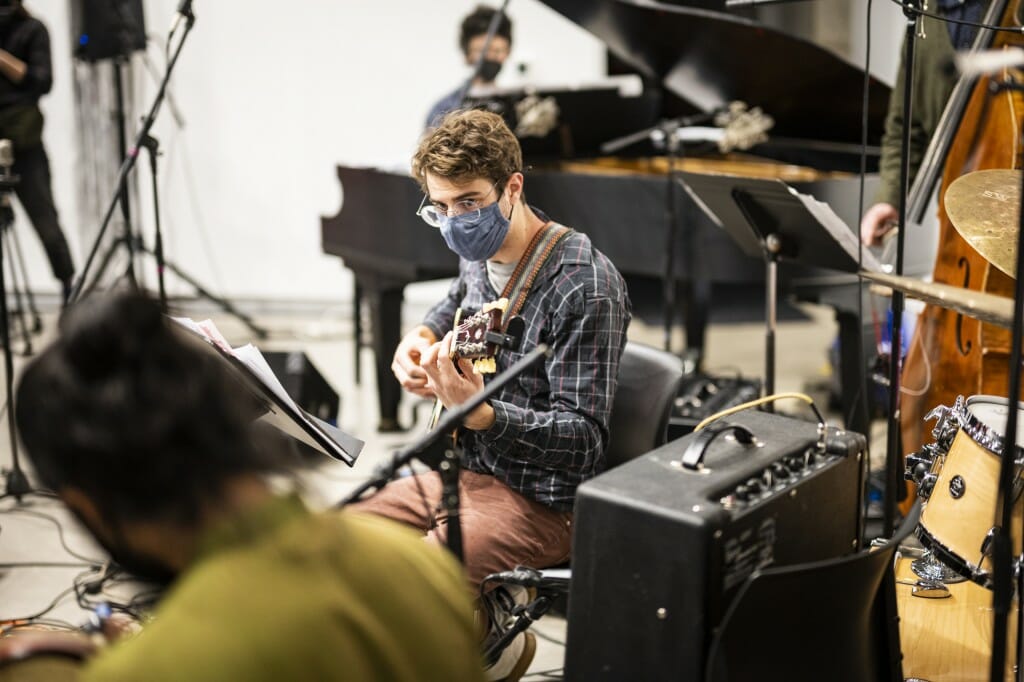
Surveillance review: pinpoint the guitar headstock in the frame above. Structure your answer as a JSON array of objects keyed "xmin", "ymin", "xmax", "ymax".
[{"xmin": 451, "ymin": 298, "xmax": 509, "ymax": 374}]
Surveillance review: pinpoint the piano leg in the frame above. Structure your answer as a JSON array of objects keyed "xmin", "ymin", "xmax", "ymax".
[
  {"xmin": 354, "ymin": 281, "xmax": 362, "ymax": 385},
  {"xmin": 361, "ymin": 280, "xmax": 405, "ymax": 432},
  {"xmin": 835, "ymin": 309, "xmax": 869, "ymax": 438},
  {"xmin": 683, "ymin": 278, "xmax": 710, "ymax": 366}
]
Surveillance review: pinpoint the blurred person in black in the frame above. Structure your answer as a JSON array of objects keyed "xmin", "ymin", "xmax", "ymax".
[
  {"xmin": 0, "ymin": 0, "xmax": 74, "ymax": 301},
  {"xmin": 425, "ymin": 5, "xmax": 513, "ymax": 129}
]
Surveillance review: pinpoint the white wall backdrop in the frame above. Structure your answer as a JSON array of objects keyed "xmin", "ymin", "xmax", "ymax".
[
  {"xmin": 850, "ymin": 0, "xmax": 906, "ymax": 85},
  {"xmin": 21, "ymin": 1, "xmax": 904, "ymax": 304},
  {"xmin": 20, "ymin": 1, "xmax": 605, "ymax": 303}
]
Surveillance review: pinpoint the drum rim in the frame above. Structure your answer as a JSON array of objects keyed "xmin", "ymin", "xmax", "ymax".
[
  {"xmin": 915, "ymin": 523, "xmax": 993, "ymax": 589},
  {"xmin": 960, "ymin": 395, "xmax": 1024, "ymax": 460}
]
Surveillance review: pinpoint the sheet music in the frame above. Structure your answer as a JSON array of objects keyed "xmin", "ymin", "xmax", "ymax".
[
  {"xmin": 168, "ymin": 317, "xmax": 362, "ymax": 465},
  {"xmin": 790, "ymin": 187, "xmax": 882, "ymax": 273},
  {"xmin": 232, "ymin": 344, "xmax": 301, "ymax": 414}
]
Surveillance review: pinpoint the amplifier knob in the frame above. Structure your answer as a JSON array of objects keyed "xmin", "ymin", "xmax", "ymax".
[
  {"xmin": 734, "ymin": 483, "xmax": 751, "ymax": 501},
  {"xmin": 745, "ymin": 478, "xmax": 763, "ymax": 495},
  {"xmin": 771, "ymin": 463, "xmax": 790, "ymax": 481}
]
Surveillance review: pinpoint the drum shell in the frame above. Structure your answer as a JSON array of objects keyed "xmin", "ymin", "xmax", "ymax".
[{"xmin": 919, "ymin": 427, "xmax": 1024, "ymax": 582}]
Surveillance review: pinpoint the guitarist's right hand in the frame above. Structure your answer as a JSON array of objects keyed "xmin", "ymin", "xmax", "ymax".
[{"xmin": 392, "ymin": 325, "xmax": 437, "ymax": 398}]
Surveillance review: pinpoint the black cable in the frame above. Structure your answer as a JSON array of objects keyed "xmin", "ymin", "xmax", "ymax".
[
  {"xmin": 408, "ymin": 464, "xmax": 439, "ymax": 529},
  {"xmin": 532, "ymin": 629, "xmax": 565, "ymax": 647},
  {"xmin": 1, "ymin": 584, "xmax": 77, "ymax": 624},
  {"xmin": 845, "ymin": 0, "xmax": 874, "ymax": 441},
  {"xmin": 0, "ymin": 489, "xmax": 58, "ymax": 504},
  {"xmin": 1, "ymin": 618, "xmax": 79, "ymax": 632},
  {"xmin": 887, "ymin": 0, "xmax": 1021, "ymax": 32},
  {"xmin": 0, "ymin": 508, "xmax": 105, "ymax": 564}
]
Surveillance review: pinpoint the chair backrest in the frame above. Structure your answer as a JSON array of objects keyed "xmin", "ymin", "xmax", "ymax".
[
  {"xmin": 704, "ymin": 505, "xmax": 920, "ymax": 682},
  {"xmin": 604, "ymin": 342, "xmax": 684, "ymax": 469}
]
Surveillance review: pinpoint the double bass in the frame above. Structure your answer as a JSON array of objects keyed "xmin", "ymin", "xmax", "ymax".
[{"xmin": 899, "ymin": 0, "xmax": 1023, "ymax": 473}]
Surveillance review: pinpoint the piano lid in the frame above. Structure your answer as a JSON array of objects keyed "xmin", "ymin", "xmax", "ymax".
[{"xmin": 537, "ymin": 0, "xmax": 890, "ymax": 148}]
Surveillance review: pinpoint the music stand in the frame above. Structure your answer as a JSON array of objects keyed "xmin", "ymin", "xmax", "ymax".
[
  {"xmin": 678, "ymin": 172, "xmax": 877, "ymax": 403},
  {"xmin": 171, "ymin": 318, "xmax": 364, "ymax": 466}
]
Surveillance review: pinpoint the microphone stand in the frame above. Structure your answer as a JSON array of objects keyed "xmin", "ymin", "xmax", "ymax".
[
  {"xmin": 336, "ymin": 344, "xmax": 550, "ymax": 561},
  {"xmin": 602, "ymin": 111, "xmax": 715, "ymax": 358},
  {"xmin": 139, "ymin": 133, "xmax": 167, "ymax": 310},
  {"xmin": 988, "ymin": 75, "xmax": 1024, "ymax": 682},
  {"xmin": 455, "ymin": 0, "xmax": 513, "ymax": 109},
  {"xmin": 68, "ymin": 4, "xmax": 196, "ymax": 305},
  {"xmin": 883, "ymin": 0, "xmax": 920, "ymax": 538}
]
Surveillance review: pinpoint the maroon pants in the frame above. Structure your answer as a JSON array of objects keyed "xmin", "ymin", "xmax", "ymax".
[{"xmin": 350, "ymin": 469, "xmax": 572, "ymax": 586}]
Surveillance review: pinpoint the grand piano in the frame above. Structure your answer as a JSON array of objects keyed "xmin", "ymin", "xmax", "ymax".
[{"xmin": 321, "ymin": 0, "xmax": 891, "ymax": 432}]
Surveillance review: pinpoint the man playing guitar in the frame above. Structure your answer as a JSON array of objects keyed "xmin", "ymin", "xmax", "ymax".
[{"xmin": 354, "ymin": 109, "xmax": 631, "ymax": 681}]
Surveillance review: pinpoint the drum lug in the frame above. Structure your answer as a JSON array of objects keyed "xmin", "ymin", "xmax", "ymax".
[
  {"xmin": 906, "ymin": 443, "xmax": 943, "ymax": 499},
  {"xmin": 979, "ymin": 527, "xmax": 998, "ymax": 566},
  {"xmin": 925, "ymin": 397, "xmax": 963, "ymax": 447}
]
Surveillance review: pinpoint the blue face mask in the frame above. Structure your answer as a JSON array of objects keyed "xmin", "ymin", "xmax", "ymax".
[{"xmin": 438, "ymin": 199, "xmax": 512, "ymax": 262}]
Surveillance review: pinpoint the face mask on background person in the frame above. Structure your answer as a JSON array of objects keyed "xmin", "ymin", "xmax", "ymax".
[{"xmin": 477, "ymin": 59, "xmax": 503, "ymax": 83}]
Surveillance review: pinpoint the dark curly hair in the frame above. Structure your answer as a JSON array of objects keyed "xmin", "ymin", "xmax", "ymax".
[
  {"xmin": 411, "ymin": 109, "xmax": 522, "ymax": 192},
  {"xmin": 15, "ymin": 292, "xmax": 290, "ymax": 526},
  {"xmin": 459, "ymin": 5, "xmax": 512, "ymax": 56}
]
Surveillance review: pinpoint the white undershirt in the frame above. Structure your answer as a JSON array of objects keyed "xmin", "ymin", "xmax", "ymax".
[{"xmin": 486, "ymin": 259, "xmax": 517, "ymax": 296}]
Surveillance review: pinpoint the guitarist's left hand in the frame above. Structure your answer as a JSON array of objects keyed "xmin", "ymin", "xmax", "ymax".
[{"xmin": 420, "ymin": 331, "xmax": 496, "ymax": 431}]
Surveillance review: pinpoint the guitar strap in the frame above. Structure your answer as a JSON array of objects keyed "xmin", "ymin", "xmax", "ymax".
[
  {"xmin": 498, "ymin": 221, "xmax": 574, "ymax": 328},
  {"xmin": 431, "ymin": 222, "xmax": 572, "ymax": 459}
]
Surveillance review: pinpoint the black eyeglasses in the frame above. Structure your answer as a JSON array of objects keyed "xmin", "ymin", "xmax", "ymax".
[{"xmin": 416, "ymin": 184, "xmax": 500, "ymax": 228}]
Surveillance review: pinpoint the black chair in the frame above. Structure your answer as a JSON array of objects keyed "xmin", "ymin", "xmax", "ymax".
[
  {"xmin": 704, "ymin": 504, "xmax": 919, "ymax": 682},
  {"xmin": 604, "ymin": 341, "xmax": 685, "ymax": 468},
  {"xmin": 482, "ymin": 342, "xmax": 684, "ymax": 661}
]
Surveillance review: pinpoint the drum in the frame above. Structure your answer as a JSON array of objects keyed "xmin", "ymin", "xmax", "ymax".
[
  {"xmin": 915, "ymin": 395, "xmax": 1024, "ymax": 587},
  {"xmin": 896, "ymin": 554, "xmax": 1017, "ymax": 681}
]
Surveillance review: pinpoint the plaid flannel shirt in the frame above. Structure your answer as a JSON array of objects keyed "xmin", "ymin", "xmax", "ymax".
[{"xmin": 423, "ymin": 227, "xmax": 631, "ymax": 511}]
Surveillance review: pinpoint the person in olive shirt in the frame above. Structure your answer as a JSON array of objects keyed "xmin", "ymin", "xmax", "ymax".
[
  {"xmin": 13, "ymin": 292, "xmax": 485, "ymax": 681},
  {"xmin": 860, "ymin": 1, "xmax": 988, "ymax": 245},
  {"xmin": 0, "ymin": 0, "xmax": 74, "ymax": 299}
]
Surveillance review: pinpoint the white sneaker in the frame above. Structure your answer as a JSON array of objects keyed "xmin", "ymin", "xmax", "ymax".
[{"xmin": 484, "ymin": 631, "xmax": 536, "ymax": 682}]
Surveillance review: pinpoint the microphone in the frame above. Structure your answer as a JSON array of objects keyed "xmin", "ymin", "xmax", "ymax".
[
  {"xmin": 484, "ymin": 566, "xmax": 572, "ymax": 592},
  {"xmin": 953, "ymin": 47, "xmax": 1024, "ymax": 76},
  {"xmin": 169, "ymin": 0, "xmax": 194, "ymax": 35}
]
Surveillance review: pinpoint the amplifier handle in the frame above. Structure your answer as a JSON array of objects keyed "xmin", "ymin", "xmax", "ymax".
[{"xmin": 681, "ymin": 422, "xmax": 755, "ymax": 471}]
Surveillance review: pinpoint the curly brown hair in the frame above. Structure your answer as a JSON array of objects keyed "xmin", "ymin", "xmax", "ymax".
[{"xmin": 411, "ymin": 109, "xmax": 522, "ymax": 193}]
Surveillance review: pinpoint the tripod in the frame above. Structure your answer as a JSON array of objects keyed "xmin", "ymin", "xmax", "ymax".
[
  {"xmin": 0, "ymin": 198, "xmax": 42, "ymax": 357},
  {"xmin": 69, "ymin": 4, "xmax": 267, "ymax": 339},
  {"xmin": 0, "ymin": 148, "xmax": 30, "ymax": 500}
]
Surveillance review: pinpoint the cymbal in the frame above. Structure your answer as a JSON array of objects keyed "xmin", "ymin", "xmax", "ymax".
[
  {"xmin": 860, "ymin": 271, "xmax": 1014, "ymax": 329},
  {"xmin": 944, "ymin": 168, "xmax": 1020, "ymax": 279}
]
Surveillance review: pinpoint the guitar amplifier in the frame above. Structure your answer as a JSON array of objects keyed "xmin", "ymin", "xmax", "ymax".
[
  {"xmin": 668, "ymin": 372, "xmax": 762, "ymax": 440},
  {"xmin": 565, "ymin": 409, "xmax": 866, "ymax": 681}
]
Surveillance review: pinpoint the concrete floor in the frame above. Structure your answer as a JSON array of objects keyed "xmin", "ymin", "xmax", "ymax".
[{"xmin": 0, "ymin": 284, "xmax": 860, "ymax": 677}]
